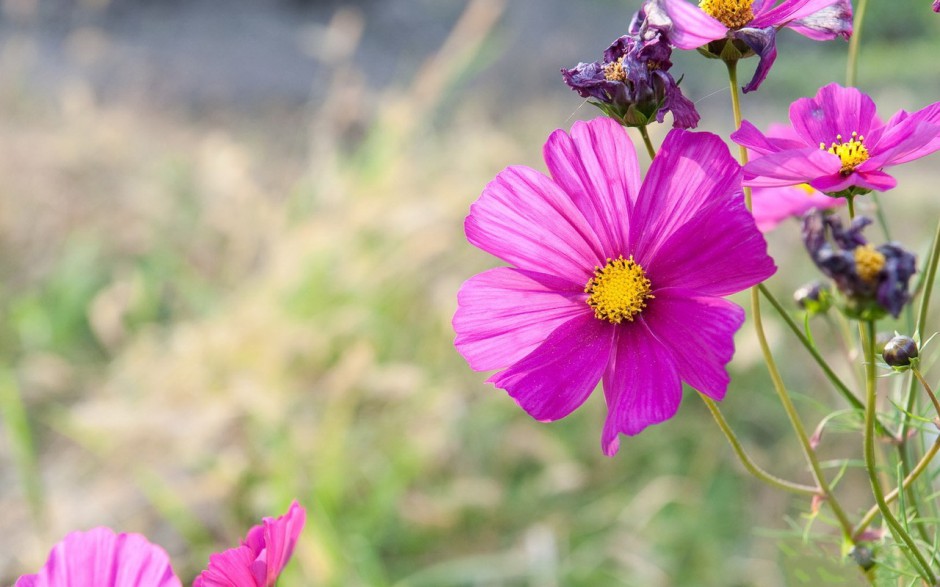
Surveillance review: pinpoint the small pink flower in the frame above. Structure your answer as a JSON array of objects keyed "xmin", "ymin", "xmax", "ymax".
[
  {"xmin": 732, "ymin": 83, "xmax": 940, "ymax": 194},
  {"xmin": 193, "ymin": 501, "xmax": 306, "ymax": 587},
  {"xmin": 15, "ymin": 527, "xmax": 182, "ymax": 587},
  {"xmin": 454, "ymin": 117, "xmax": 775, "ymax": 455}
]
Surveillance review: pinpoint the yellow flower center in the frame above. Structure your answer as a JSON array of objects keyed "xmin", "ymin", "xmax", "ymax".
[
  {"xmin": 603, "ymin": 57, "xmax": 626, "ymax": 82},
  {"xmin": 585, "ymin": 255, "xmax": 654, "ymax": 324},
  {"xmin": 699, "ymin": 0, "xmax": 754, "ymax": 28},
  {"xmin": 820, "ymin": 132, "xmax": 870, "ymax": 173},
  {"xmin": 854, "ymin": 244, "xmax": 885, "ymax": 283}
]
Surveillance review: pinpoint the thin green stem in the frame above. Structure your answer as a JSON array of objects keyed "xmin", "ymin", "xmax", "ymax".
[
  {"xmin": 845, "ymin": 0, "xmax": 869, "ymax": 87},
  {"xmin": 637, "ymin": 125, "xmax": 657, "ymax": 160},
  {"xmin": 855, "ymin": 435, "xmax": 940, "ymax": 539},
  {"xmin": 726, "ymin": 60, "xmax": 854, "ymax": 541},
  {"xmin": 913, "ymin": 367, "xmax": 940, "ymax": 421},
  {"xmin": 700, "ymin": 395, "xmax": 819, "ymax": 496},
  {"xmin": 862, "ymin": 321, "xmax": 937, "ymax": 583},
  {"xmin": 846, "ymin": 194, "xmax": 856, "ymax": 220},
  {"xmin": 870, "ymin": 192, "xmax": 893, "ymax": 241}
]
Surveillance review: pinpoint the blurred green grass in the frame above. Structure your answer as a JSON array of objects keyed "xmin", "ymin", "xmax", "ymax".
[{"xmin": 1, "ymin": 1, "xmax": 940, "ymax": 586}]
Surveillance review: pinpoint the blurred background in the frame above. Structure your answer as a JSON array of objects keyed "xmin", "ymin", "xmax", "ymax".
[{"xmin": 1, "ymin": 0, "xmax": 939, "ymax": 585}]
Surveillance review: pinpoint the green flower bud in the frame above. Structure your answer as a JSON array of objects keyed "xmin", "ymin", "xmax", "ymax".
[
  {"xmin": 882, "ymin": 335, "xmax": 919, "ymax": 369},
  {"xmin": 793, "ymin": 281, "xmax": 832, "ymax": 316}
]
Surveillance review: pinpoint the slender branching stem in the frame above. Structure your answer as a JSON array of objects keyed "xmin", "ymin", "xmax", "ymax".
[
  {"xmin": 636, "ymin": 125, "xmax": 657, "ymax": 161},
  {"xmin": 845, "ymin": 0, "xmax": 869, "ymax": 87}
]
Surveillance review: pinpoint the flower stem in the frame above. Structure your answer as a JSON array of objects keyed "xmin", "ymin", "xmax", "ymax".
[
  {"xmin": 913, "ymin": 367, "xmax": 940, "ymax": 421},
  {"xmin": 855, "ymin": 435, "xmax": 940, "ymax": 539},
  {"xmin": 846, "ymin": 194, "xmax": 856, "ymax": 220},
  {"xmin": 845, "ymin": 0, "xmax": 869, "ymax": 87},
  {"xmin": 861, "ymin": 321, "xmax": 937, "ymax": 583},
  {"xmin": 700, "ymin": 395, "xmax": 819, "ymax": 495},
  {"xmin": 637, "ymin": 125, "xmax": 657, "ymax": 160},
  {"xmin": 725, "ymin": 60, "xmax": 854, "ymax": 540}
]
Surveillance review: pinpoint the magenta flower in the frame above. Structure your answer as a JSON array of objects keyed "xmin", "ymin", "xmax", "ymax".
[
  {"xmin": 14, "ymin": 527, "xmax": 182, "ymax": 587},
  {"xmin": 732, "ymin": 83, "xmax": 940, "ymax": 194},
  {"xmin": 934, "ymin": 0, "xmax": 939, "ymax": 12},
  {"xmin": 648, "ymin": 0, "xmax": 852, "ymax": 92},
  {"xmin": 453, "ymin": 117, "xmax": 775, "ymax": 456},
  {"xmin": 193, "ymin": 501, "xmax": 306, "ymax": 587}
]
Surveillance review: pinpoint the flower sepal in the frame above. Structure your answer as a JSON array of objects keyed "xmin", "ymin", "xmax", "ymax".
[
  {"xmin": 696, "ymin": 37, "xmax": 754, "ymax": 62},
  {"xmin": 840, "ymin": 296, "xmax": 889, "ymax": 322},
  {"xmin": 823, "ymin": 185, "xmax": 872, "ymax": 199}
]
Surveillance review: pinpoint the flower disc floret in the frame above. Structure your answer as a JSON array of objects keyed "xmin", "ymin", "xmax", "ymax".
[
  {"xmin": 854, "ymin": 244, "xmax": 885, "ymax": 283},
  {"xmin": 822, "ymin": 132, "xmax": 869, "ymax": 173},
  {"xmin": 698, "ymin": 0, "xmax": 754, "ymax": 28},
  {"xmin": 585, "ymin": 255, "xmax": 654, "ymax": 323}
]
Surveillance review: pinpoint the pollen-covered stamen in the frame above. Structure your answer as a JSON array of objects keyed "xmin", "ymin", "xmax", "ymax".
[
  {"xmin": 854, "ymin": 244, "xmax": 885, "ymax": 283},
  {"xmin": 820, "ymin": 132, "xmax": 870, "ymax": 174},
  {"xmin": 699, "ymin": 0, "xmax": 754, "ymax": 29},
  {"xmin": 603, "ymin": 57, "xmax": 626, "ymax": 82},
  {"xmin": 585, "ymin": 255, "xmax": 654, "ymax": 324}
]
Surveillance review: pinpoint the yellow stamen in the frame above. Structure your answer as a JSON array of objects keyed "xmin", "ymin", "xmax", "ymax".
[
  {"xmin": 603, "ymin": 57, "xmax": 626, "ymax": 82},
  {"xmin": 585, "ymin": 255, "xmax": 654, "ymax": 324},
  {"xmin": 854, "ymin": 244, "xmax": 885, "ymax": 283},
  {"xmin": 699, "ymin": 0, "xmax": 754, "ymax": 29},
  {"xmin": 821, "ymin": 131, "xmax": 870, "ymax": 174}
]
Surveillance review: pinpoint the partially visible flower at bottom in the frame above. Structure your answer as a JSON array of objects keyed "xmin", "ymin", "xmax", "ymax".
[
  {"xmin": 194, "ymin": 500, "xmax": 306, "ymax": 587},
  {"xmin": 14, "ymin": 527, "xmax": 183, "ymax": 587},
  {"xmin": 751, "ymin": 183, "xmax": 843, "ymax": 232},
  {"xmin": 802, "ymin": 212, "xmax": 916, "ymax": 319},
  {"xmin": 454, "ymin": 117, "xmax": 775, "ymax": 455},
  {"xmin": 934, "ymin": 0, "xmax": 939, "ymax": 12}
]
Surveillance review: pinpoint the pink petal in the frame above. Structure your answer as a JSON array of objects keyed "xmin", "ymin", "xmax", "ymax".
[
  {"xmin": 751, "ymin": 184, "xmax": 844, "ymax": 232},
  {"xmin": 488, "ymin": 314, "xmax": 613, "ymax": 422},
  {"xmin": 865, "ymin": 119, "xmax": 940, "ymax": 168},
  {"xmin": 751, "ymin": 0, "xmax": 846, "ymax": 27},
  {"xmin": 642, "ymin": 290, "xmax": 745, "ymax": 400},
  {"xmin": 642, "ymin": 182, "xmax": 776, "ymax": 296},
  {"xmin": 810, "ymin": 170, "xmax": 897, "ymax": 192},
  {"xmin": 656, "ymin": 0, "xmax": 729, "ymax": 49},
  {"xmin": 454, "ymin": 267, "xmax": 586, "ymax": 372},
  {"xmin": 193, "ymin": 547, "xmax": 257, "ymax": 587},
  {"xmin": 601, "ymin": 323, "xmax": 682, "ymax": 456},
  {"xmin": 543, "ymin": 117, "xmax": 640, "ymax": 254},
  {"xmin": 785, "ymin": 0, "xmax": 853, "ymax": 40},
  {"xmin": 465, "ymin": 165, "xmax": 604, "ymax": 283},
  {"xmin": 252, "ymin": 501, "xmax": 306, "ymax": 586},
  {"xmin": 788, "ymin": 83, "xmax": 878, "ymax": 147},
  {"xmin": 630, "ymin": 129, "xmax": 741, "ymax": 264},
  {"xmin": 731, "ymin": 120, "xmax": 804, "ymax": 155},
  {"xmin": 742, "ymin": 148, "xmax": 842, "ymax": 187},
  {"xmin": 20, "ymin": 528, "xmax": 182, "ymax": 587}
]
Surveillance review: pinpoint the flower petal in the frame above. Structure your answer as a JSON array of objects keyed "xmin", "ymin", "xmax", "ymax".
[
  {"xmin": 193, "ymin": 547, "xmax": 257, "ymax": 587},
  {"xmin": 245, "ymin": 501, "xmax": 306, "ymax": 586},
  {"xmin": 642, "ymin": 290, "xmax": 745, "ymax": 400},
  {"xmin": 742, "ymin": 148, "xmax": 842, "ymax": 187},
  {"xmin": 865, "ymin": 118, "xmax": 940, "ymax": 168},
  {"xmin": 466, "ymin": 165, "xmax": 605, "ymax": 283},
  {"xmin": 751, "ymin": 184, "xmax": 844, "ymax": 232},
  {"xmin": 810, "ymin": 169, "xmax": 897, "ymax": 192},
  {"xmin": 751, "ymin": 0, "xmax": 848, "ymax": 27},
  {"xmin": 650, "ymin": 0, "xmax": 729, "ymax": 49},
  {"xmin": 488, "ymin": 314, "xmax": 613, "ymax": 423},
  {"xmin": 788, "ymin": 83, "xmax": 879, "ymax": 147},
  {"xmin": 733, "ymin": 27, "xmax": 778, "ymax": 94},
  {"xmin": 543, "ymin": 117, "xmax": 640, "ymax": 254},
  {"xmin": 454, "ymin": 268, "xmax": 586, "ymax": 372},
  {"xmin": 785, "ymin": 0, "xmax": 853, "ymax": 40},
  {"xmin": 643, "ymin": 183, "xmax": 776, "ymax": 296},
  {"xmin": 630, "ymin": 129, "xmax": 741, "ymax": 263},
  {"xmin": 600, "ymin": 323, "xmax": 682, "ymax": 456},
  {"xmin": 22, "ymin": 528, "xmax": 182, "ymax": 587}
]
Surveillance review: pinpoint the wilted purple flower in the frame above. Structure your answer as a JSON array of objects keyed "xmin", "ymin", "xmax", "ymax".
[
  {"xmin": 733, "ymin": 83, "xmax": 940, "ymax": 194},
  {"xmin": 647, "ymin": 0, "xmax": 852, "ymax": 92},
  {"xmin": 562, "ymin": 7, "xmax": 699, "ymax": 128},
  {"xmin": 802, "ymin": 212, "xmax": 916, "ymax": 319},
  {"xmin": 454, "ymin": 117, "xmax": 774, "ymax": 455}
]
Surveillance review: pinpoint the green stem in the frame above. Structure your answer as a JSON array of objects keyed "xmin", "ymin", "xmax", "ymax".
[
  {"xmin": 845, "ymin": 0, "xmax": 869, "ymax": 87},
  {"xmin": 913, "ymin": 367, "xmax": 940, "ymax": 421},
  {"xmin": 862, "ymin": 322, "xmax": 937, "ymax": 583},
  {"xmin": 637, "ymin": 125, "xmax": 657, "ymax": 160},
  {"xmin": 700, "ymin": 395, "xmax": 819, "ymax": 495},
  {"xmin": 846, "ymin": 194, "xmax": 856, "ymax": 220},
  {"xmin": 855, "ymin": 435, "xmax": 940, "ymax": 539},
  {"xmin": 726, "ymin": 60, "xmax": 854, "ymax": 541}
]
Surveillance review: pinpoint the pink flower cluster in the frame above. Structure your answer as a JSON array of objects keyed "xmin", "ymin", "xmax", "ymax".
[{"xmin": 15, "ymin": 501, "xmax": 305, "ymax": 587}]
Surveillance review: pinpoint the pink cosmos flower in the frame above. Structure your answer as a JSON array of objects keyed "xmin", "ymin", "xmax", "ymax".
[
  {"xmin": 647, "ymin": 0, "xmax": 852, "ymax": 92},
  {"xmin": 746, "ymin": 123, "xmax": 844, "ymax": 232},
  {"xmin": 453, "ymin": 117, "xmax": 775, "ymax": 456},
  {"xmin": 732, "ymin": 83, "xmax": 940, "ymax": 193},
  {"xmin": 193, "ymin": 500, "xmax": 306, "ymax": 587},
  {"xmin": 14, "ymin": 527, "xmax": 182, "ymax": 587}
]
